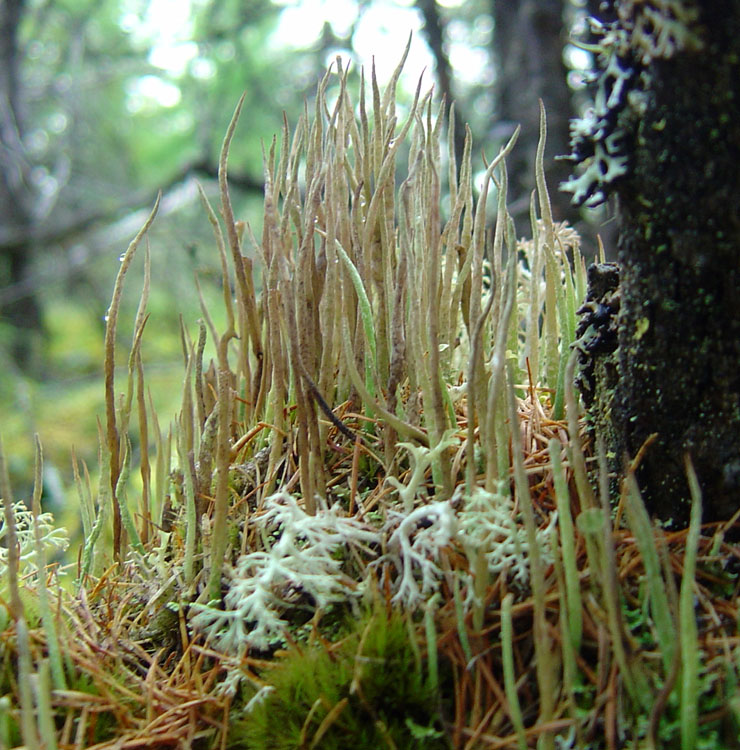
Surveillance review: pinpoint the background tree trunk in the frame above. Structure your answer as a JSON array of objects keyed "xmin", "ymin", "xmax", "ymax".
[
  {"xmin": 0, "ymin": 0, "xmax": 43, "ymax": 369},
  {"xmin": 492, "ymin": 0, "xmax": 577, "ymax": 232},
  {"xmin": 415, "ymin": 0, "xmax": 467, "ymax": 172},
  {"xmin": 604, "ymin": 1, "xmax": 740, "ymax": 523}
]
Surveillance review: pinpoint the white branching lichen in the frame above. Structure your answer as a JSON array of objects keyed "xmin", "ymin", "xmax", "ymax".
[
  {"xmin": 456, "ymin": 483, "xmax": 557, "ymax": 587},
  {"xmin": 386, "ymin": 431, "xmax": 460, "ymax": 513},
  {"xmin": 379, "ymin": 477, "xmax": 559, "ymax": 612},
  {"xmin": 189, "ymin": 491, "xmax": 380, "ymax": 653},
  {"xmin": 0, "ymin": 500, "xmax": 69, "ymax": 577},
  {"xmin": 382, "ymin": 501, "xmax": 458, "ymax": 608},
  {"xmin": 191, "ymin": 474, "xmax": 558, "ymax": 654}
]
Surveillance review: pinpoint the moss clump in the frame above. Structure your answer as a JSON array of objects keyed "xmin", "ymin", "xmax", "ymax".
[{"xmin": 229, "ymin": 607, "xmax": 448, "ymax": 750}]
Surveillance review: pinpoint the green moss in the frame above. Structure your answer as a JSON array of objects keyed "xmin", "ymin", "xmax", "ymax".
[{"xmin": 229, "ymin": 608, "xmax": 448, "ymax": 750}]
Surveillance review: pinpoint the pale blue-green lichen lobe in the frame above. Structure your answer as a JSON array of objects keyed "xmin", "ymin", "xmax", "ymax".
[{"xmin": 562, "ymin": 1, "xmax": 704, "ymax": 207}]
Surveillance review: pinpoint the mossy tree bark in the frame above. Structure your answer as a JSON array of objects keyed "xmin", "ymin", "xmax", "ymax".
[{"xmin": 603, "ymin": 1, "xmax": 740, "ymax": 523}]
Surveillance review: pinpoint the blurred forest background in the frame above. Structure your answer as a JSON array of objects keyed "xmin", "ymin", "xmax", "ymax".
[{"xmin": 0, "ymin": 0, "xmax": 607, "ymax": 524}]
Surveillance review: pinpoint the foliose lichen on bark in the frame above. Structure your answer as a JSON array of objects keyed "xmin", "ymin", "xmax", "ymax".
[
  {"xmin": 565, "ymin": 0, "xmax": 740, "ymax": 525},
  {"xmin": 561, "ymin": 0, "xmax": 703, "ymax": 207}
]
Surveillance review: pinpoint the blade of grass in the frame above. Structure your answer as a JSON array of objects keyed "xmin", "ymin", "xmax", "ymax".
[
  {"xmin": 31, "ymin": 435, "xmax": 66, "ymax": 691},
  {"xmin": 549, "ymin": 437, "xmax": 582, "ymax": 651},
  {"xmin": 453, "ymin": 576, "xmax": 473, "ymax": 665},
  {"xmin": 549, "ymin": 522, "xmax": 581, "ymax": 747},
  {"xmin": 72, "ymin": 448, "xmax": 94, "ymax": 543},
  {"xmin": 0, "ymin": 435, "xmax": 39, "ymax": 750},
  {"xmin": 623, "ymin": 471, "xmax": 676, "ymax": 674},
  {"xmin": 564, "ymin": 350, "xmax": 596, "ymax": 510},
  {"xmin": 501, "ymin": 593, "xmax": 527, "ymax": 750},
  {"xmin": 135, "ymin": 348, "xmax": 151, "ymax": 546},
  {"xmin": 219, "ymin": 93, "xmax": 263, "ymax": 415},
  {"xmin": 424, "ymin": 592, "xmax": 441, "ymax": 691},
  {"xmin": 203, "ymin": 95, "xmax": 245, "ymax": 601},
  {"xmin": 35, "ymin": 659, "xmax": 58, "ymax": 750},
  {"xmin": 334, "ymin": 238, "xmax": 378, "ymax": 398},
  {"xmin": 534, "ymin": 102, "xmax": 559, "ymax": 397},
  {"xmin": 481, "ymin": 214, "xmax": 517, "ymax": 492},
  {"xmin": 595, "ymin": 438, "xmax": 640, "ymax": 705},
  {"xmin": 116, "ymin": 436, "xmax": 145, "ymax": 557},
  {"xmin": 79, "ymin": 419, "xmax": 111, "ymax": 582},
  {"xmin": 680, "ymin": 454, "xmax": 702, "ymax": 750},
  {"xmin": 340, "ymin": 300, "xmax": 429, "ymax": 446}
]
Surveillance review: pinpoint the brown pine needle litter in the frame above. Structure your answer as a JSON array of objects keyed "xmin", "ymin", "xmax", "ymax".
[{"xmin": 1, "ymin": 46, "xmax": 738, "ymax": 750}]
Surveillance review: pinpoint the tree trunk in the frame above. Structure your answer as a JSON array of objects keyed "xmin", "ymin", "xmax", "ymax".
[
  {"xmin": 0, "ymin": 0, "xmax": 43, "ymax": 369},
  {"xmin": 415, "ymin": 0, "xmax": 467, "ymax": 171},
  {"xmin": 571, "ymin": 1, "xmax": 740, "ymax": 524},
  {"xmin": 492, "ymin": 0, "xmax": 577, "ymax": 232}
]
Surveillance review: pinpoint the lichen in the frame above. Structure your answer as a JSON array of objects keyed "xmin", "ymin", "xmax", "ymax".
[
  {"xmin": 562, "ymin": 0, "xmax": 704, "ymax": 207},
  {"xmin": 189, "ymin": 492, "xmax": 380, "ymax": 653},
  {"xmin": 190, "ymin": 476, "xmax": 560, "ymax": 659},
  {"xmin": 456, "ymin": 483, "xmax": 556, "ymax": 587},
  {"xmin": 618, "ymin": 0, "xmax": 703, "ymax": 65},
  {"xmin": 0, "ymin": 500, "xmax": 69, "ymax": 578},
  {"xmin": 381, "ymin": 501, "xmax": 458, "ymax": 609}
]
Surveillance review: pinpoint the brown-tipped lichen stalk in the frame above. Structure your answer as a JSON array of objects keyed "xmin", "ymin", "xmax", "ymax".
[
  {"xmin": 203, "ymin": 94, "xmax": 241, "ymax": 603},
  {"xmin": 102, "ymin": 194, "xmax": 160, "ymax": 562}
]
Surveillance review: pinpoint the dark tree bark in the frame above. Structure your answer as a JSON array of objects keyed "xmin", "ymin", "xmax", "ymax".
[
  {"xmin": 492, "ymin": 0, "xmax": 577, "ymax": 232},
  {"xmin": 572, "ymin": 1, "xmax": 740, "ymax": 524},
  {"xmin": 0, "ymin": 0, "xmax": 42, "ymax": 368}
]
